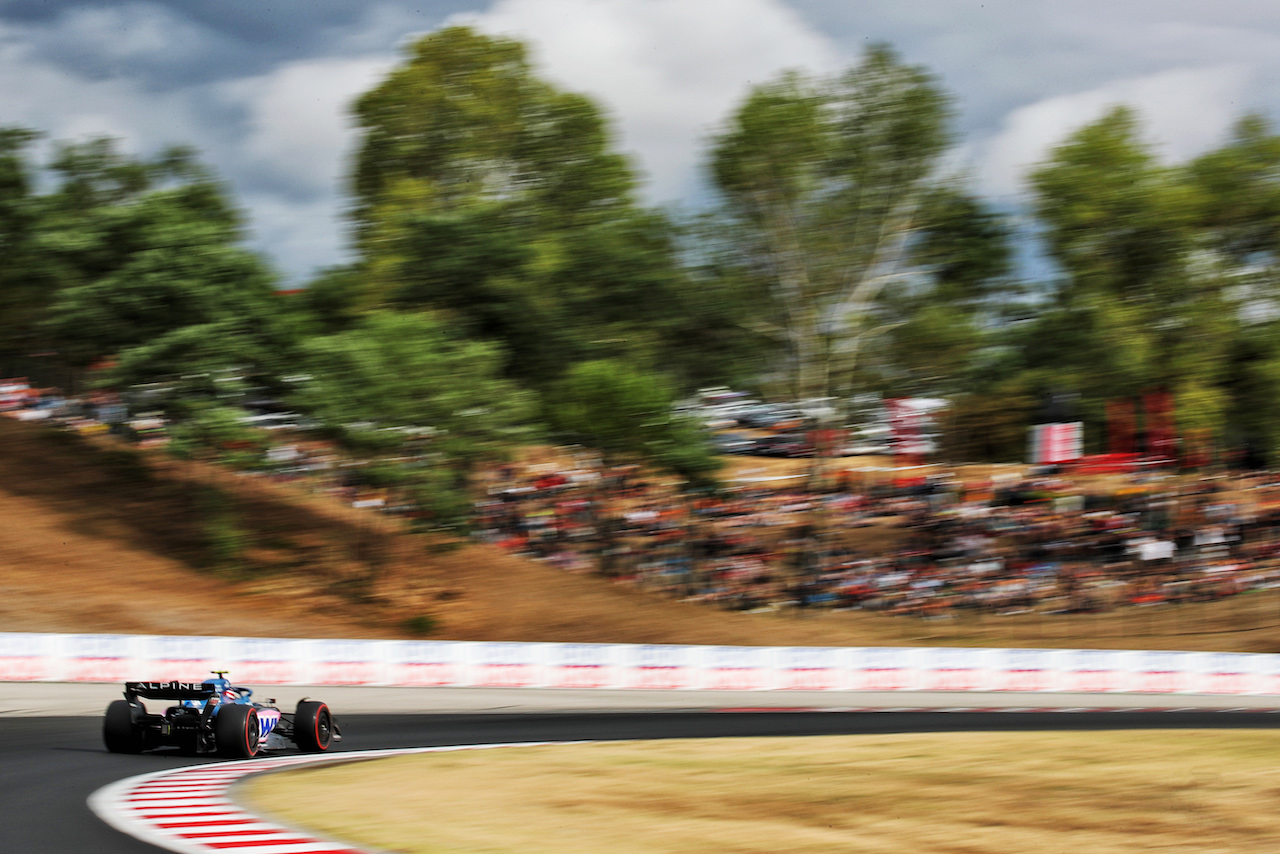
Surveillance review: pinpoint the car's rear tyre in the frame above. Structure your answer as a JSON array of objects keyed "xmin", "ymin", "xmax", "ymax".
[
  {"xmin": 294, "ymin": 701, "xmax": 333, "ymax": 752},
  {"xmin": 103, "ymin": 700, "xmax": 145, "ymax": 754},
  {"xmin": 215, "ymin": 705, "xmax": 260, "ymax": 758}
]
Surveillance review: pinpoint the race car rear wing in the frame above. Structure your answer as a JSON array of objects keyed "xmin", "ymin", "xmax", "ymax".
[{"xmin": 125, "ymin": 681, "xmax": 217, "ymax": 701}]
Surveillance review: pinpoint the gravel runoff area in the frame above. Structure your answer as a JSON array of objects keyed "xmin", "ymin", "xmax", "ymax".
[{"xmin": 4, "ymin": 682, "xmax": 1279, "ymax": 717}]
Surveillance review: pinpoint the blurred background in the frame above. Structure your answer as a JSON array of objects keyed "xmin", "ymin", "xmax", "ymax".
[{"xmin": 5, "ymin": 6, "xmax": 1280, "ymax": 649}]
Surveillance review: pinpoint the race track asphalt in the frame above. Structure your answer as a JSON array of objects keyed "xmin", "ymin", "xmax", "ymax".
[{"xmin": 5, "ymin": 708, "xmax": 1280, "ymax": 853}]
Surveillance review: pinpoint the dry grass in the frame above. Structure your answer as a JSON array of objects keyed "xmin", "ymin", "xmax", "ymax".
[{"xmin": 244, "ymin": 731, "xmax": 1280, "ymax": 853}]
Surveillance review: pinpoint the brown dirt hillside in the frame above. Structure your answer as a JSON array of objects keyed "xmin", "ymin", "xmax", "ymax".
[{"xmin": 3, "ymin": 418, "xmax": 1280, "ymax": 652}]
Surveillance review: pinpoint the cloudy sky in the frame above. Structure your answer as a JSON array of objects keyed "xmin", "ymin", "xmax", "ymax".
[{"xmin": 3, "ymin": 0, "xmax": 1279, "ymax": 284}]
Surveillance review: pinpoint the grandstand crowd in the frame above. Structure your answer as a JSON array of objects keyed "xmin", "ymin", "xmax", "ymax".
[
  {"xmin": 9, "ymin": 378, "xmax": 1280, "ymax": 622},
  {"xmin": 472, "ymin": 453, "xmax": 1280, "ymax": 619}
]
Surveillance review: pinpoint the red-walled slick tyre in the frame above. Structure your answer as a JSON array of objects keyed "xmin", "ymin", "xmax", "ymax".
[
  {"xmin": 294, "ymin": 701, "xmax": 333, "ymax": 752},
  {"xmin": 215, "ymin": 704, "xmax": 260, "ymax": 758}
]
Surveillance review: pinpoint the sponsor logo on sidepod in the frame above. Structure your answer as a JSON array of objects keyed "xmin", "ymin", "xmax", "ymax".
[{"xmin": 257, "ymin": 707, "xmax": 281, "ymax": 739}]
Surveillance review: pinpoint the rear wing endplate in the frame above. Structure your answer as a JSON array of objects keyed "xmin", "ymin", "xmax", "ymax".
[{"xmin": 125, "ymin": 681, "xmax": 217, "ymax": 701}]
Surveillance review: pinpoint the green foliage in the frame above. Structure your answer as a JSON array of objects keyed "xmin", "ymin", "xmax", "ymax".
[
  {"xmin": 867, "ymin": 185, "xmax": 1015, "ymax": 398},
  {"xmin": 402, "ymin": 614, "xmax": 438, "ymax": 636},
  {"xmin": 297, "ymin": 309, "xmax": 534, "ymax": 529},
  {"xmin": 708, "ymin": 45, "xmax": 964, "ymax": 409},
  {"xmin": 166, "ymin": 403, "xmax": 266, "ymax": 464},
  {"xmin": 23, "ymin": 137, "xmax": 293, "ymax": 406},
  {"xmin": 913, "ymin": 186, "xmax": 1014, "ymax": 306},
  {"xmin": 409, "ymin": 466, "xmax": 476, "ymax": 533},
  {"xmin": 351, "ymin": 26, "xmax": 635, "ymax": 234},
  {"xmin": 647, "ymin": 418, "xmax": 724, "ymax": 489},
  {"xmin": 351, "ymin": 25, "xmax": 636, "ymax": 294},
  {"xmin": 1187, "ymin": 114, "xmax": 1280, "ymax": 264},
  {"xmin": 0, "ymin": 127, "xmax": 50, "ymax": 357},
  {"xmin": 297, "ymin": 310, "xmax": 535, "ymax": 467},
  {"xmin": 711, "ymin": 71, "xmax": 828, "ymax": 216},
  {"xmin": 545, "ymin": 359, "xmax": 673, "ymax": 457},
  {"xmin": 545, "ymin": 359, "xmax": 721, "ymax": 483},
  {"xmin": 1030, "ymin": 107, "xmax": 1197, "ymax": 302},
  {"xmin": 293, "ymin": 265, "xmax": 366, "ymax": 336},
  {"xmin": 16, "ymin": 35, "xmax": 1280, "ymax": 471},
  {"xmin": 1224, "ymin": 325, "xmax": 1280, "ymax": 464},
  {"xmin": 877, "ymin": 301, "xmax": 982, "ymax": 396},
  {"xmin": 942, "ymin": 377, "xmax": 1039, "ymax": 462},
  {"xmin": 1021, "ymin": 105, "xmax": 1271, "ymax": 453},
  {"xmin": 346, "ymin": 25, "xmax": 711, "ymax": 390},
  {"xmin": 197, "ymin": 485, "xmax": 246, "ymax": 573}
]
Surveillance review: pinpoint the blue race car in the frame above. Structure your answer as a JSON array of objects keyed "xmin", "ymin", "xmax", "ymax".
[{"xmin": 103, "ymin": 672, "xmax": 339, "ymax": 758}]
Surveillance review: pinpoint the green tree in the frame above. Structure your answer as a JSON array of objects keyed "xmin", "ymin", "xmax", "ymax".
[
  {"xmin": 292, "ymin": 265, "xmax": 366, "ymax": 336},
  {"xmin": 297, "ymin": 309, "xmax": 534, "ymax": 465},
  {"xmin": 0, "ymin": 127, "xmax": 45, "ymax": 361},
  {"xmin": 912, "ymin": 186, "xmax": 1015, "ymax": 308},
  {"xmin": 708, "ymin": 45, "xmax": 955, "ymax": 414},
  {"xmin": 658, "ymin": 213, "xmax": 783, "ymax": 392},
  {"xmin": 351, "ymin": 27, "xmax": 635, "ymax": 245},
  {"xmin": 348, "ymin": 26, "xmax": 707, "ymax": 388},
  {"xmin": 1188, "ymin": 114, "xmax": 1280, "ymax": 266},
  {"xmin": 35, "ymin": 138, "xmax": 288, "ymax": 403},
  {"xmin": 1027, "ymin": 106, "xmax": 1234, "ymax": 449},
  {"xmin": 1186, "ymin": 115, "xmax": 1280, "ymax": 461},
  {"xmin": 870, "ymin": 185, "xmax": 1014, "ymax": 398},
  {"xmin": 296, "ymin": 310, "xmax": 536, "ymax": 528},
  {"xmin": 545, "ymin": 359, "xmax": 721, "ymax": 485}
]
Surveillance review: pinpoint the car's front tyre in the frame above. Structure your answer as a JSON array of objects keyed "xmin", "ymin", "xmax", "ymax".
[
  {"xmin": 103, "ymin": 700, "xmax": 145, "ymax": 754},
  {"xmin": 215, "ymin": 705, "xmax": 260, "ymax": 758},
  {"xmin": 294, "ymin": 701, "xmax": 333, "ymax": 752}
]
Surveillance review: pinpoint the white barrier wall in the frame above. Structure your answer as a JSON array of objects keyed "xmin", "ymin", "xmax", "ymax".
[{"xmin": 2, "ymin": 632, "xmax": 1279, "ymax": 696}]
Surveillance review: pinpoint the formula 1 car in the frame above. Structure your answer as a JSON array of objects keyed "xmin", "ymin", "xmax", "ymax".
[{"xmin": 103, "ymin": 672, "xmax": 339, "ymax": 758}]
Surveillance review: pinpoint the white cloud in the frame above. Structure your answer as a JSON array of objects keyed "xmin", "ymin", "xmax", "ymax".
[
  {"xmin": 0, "ymin": 10, "xmax": 403, "ymax": 283},
  {"xmin": 54, "ymin": 2, "xmax": 199, "ymax": 66},
  {"xmin": 221, "ymin": 55, "xmax": 395, "ymax": 199},
  {"xmin": 975, "ymin": 65, "xmax": 1251, "ymax": 199},
  {"xmin": 242, "ymin": 192, "xmax": 354, "ymax": 284},
  {"xmin": 452, "ymin": 0, "xmax": 845, "ymax": 202},
  {"xmin": 0, "ymin": 26, "xmax": 199, "ymax": 155}
]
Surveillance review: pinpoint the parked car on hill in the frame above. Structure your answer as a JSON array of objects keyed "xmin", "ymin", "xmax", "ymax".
[
  {"xmin": 749, "ymin": 433, "xmax": 813, "ymax": 457},
  {"xmin": 712, "ymin": 431, "xmax": 756, "ymax": 455}
]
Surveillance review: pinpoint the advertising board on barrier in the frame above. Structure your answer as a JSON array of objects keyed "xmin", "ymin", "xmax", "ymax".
[
  {"xmin": 917, "ymin": 646, "xmax": 984, "ymax": 692},
  {"xmin": 308, "ymin": 638, "xmax": 390, "ymax": 686},
  {"xmin": 392, "ymin": 641, "xmax": 465, "ymax": 687},
  {"xmin": 776, "ymin": 647, "xmax": 845, "ymax": 691},
  {"xmin": 226, "ymin": 637, "xmax": 305, "ymax": 686},
  {"xmin": 547, "ymin": 643, "xmax": 618, "ymax": 689},
  {"xmin": 850, "ymin": 646, "xmax": 915, "ymax": 691},
  {"xmin": 1064, "ymin": 648, "xmax": 1127, "ymax": 693},
  {"xmin": 62, "ymin": 634, "xmax": 136, "ymax": 684},
  {"xmin": 474, "ymin": 642, "xmax": 541, "ymax": 688},
  {"xmin": 991, "ymin": 648, "xmax": 1055, "ymax": 692},
  {"xmin": 1132, "ymin": 650, "xmax": 1195, "ymax": 694},
  {"xmin": 625, "ymin": 644, "xmax": 696, "ymax": 690},
  {"xmin": 1201, "ymin": 652, "xmax": 1265, "ymax": 695},
  {"xmin": 701, "ymin": 646, "xmax": 771, "ymax": 691},
  {"xmin": 146, "ymin": 635, "xmax": 220, "ymax": 682},
  {"xmin": 0, "ymin": 632, "xmax": 51, "ymax": 681},
  {"xmin": 2, "ymin": 632, "xmax": 1280, "ymax": 698}
]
